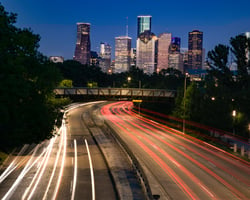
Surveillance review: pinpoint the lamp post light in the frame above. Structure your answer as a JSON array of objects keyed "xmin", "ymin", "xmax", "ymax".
[
  {"xmin": 127, "ymin": 76, "xmax": 131, "ymax": 88},
  {"xmin": 183, "ymin": 73, "xmax": 188, "ymax": 134},
  {"xmin": 232, "ymin": 110, "xmax": 236, "ymax": 135}
]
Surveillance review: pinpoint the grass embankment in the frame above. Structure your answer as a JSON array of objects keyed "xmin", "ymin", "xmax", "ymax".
[{"xmin": 0, "ymin": 151, "xmax": 8, "ymax": 166}]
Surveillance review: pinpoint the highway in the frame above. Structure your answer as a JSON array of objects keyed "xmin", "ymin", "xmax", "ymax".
[
  {"xmin": 0, "ymin": 100, "xmax": 249, "ymax": 200},
  {"xmin": 0, "ymin": 101, "xmax": 144, "ymax": 200},
  {"xmin": 101, "ymin": 101, "xmax": 250, "ymax": 200}
]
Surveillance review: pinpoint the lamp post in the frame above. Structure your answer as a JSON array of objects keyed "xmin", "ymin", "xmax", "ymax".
[
  {"xmin": 183, "ymin": 73, "xmax": 188, "ymax": 134},
  {"xmin": 127, "ymin": 76, "xmax": 131, "ymax": 88},
  {"xmin": 232, "ymin": 110, "xmax": 236, "ymax": 135}
]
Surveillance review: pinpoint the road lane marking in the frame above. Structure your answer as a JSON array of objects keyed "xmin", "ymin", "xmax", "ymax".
[
  {"xmin": 71, "ymin": 139, "xmax": 77, "ymax": 200},
  {"xmin": 85, "ymin": 139, "xmax": 95, "ymax": 200},
  {"xmin": 198, "ymin": 183, "xmax": 214, "ymax": 198}
]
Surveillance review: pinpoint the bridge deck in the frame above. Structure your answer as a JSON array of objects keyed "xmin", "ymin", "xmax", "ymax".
[{"xmin": 54, "ymin": 88, "xmax": 176, "ymax": 99}]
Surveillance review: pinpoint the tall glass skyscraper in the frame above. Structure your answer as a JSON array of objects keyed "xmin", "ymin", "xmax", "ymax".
[
  {"xmin": 171, "ymin": 37, "xmax": 181, "ymax": 53},
  {"xmin": 137, "ymin": 16, "xmax": 152, "ymax": 38},
  {"xmin": 188, "ymin": 30, "xmax": 203, "ymax": 70},
  {"xmin": 73, "ymin": 23, "xmax": 91, "ymax": 65},
  {"xmin": 157, "ymin": 33, "xmax": 172, "ymax": 72},
  {"xmin": 99, "ymin": 42, "xmax": 111, "ymax": 73},
  {"xmin": 136, "ymin": 31, "xmax": 157, "ymax": 74},
  {"xmin": 115, "ymin": 36, "xmax": 131, "ymax": 73}
]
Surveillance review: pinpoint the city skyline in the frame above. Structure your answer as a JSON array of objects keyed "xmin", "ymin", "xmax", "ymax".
[{"xmin": 2, "ymin": 0, "xmax": 250, "ymax": 60}]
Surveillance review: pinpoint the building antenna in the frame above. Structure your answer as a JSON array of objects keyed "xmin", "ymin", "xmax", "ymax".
[{"xmin": 126, "ymin": 16, "xmax": 128, "ymax": 37}]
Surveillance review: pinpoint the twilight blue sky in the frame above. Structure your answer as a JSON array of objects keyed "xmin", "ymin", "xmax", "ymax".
[{"xmin": 2, "ymin": 0, "xmax": 250, "ymax": 60}]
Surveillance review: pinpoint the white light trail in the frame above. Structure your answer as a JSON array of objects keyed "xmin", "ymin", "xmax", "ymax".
[
  {"xmin": 2, "ymin": 144, "xmax": 46, "ymax": 200},
  {"xmin": 85, "ymin": 139, "xmax": 95, "ymax": 200},
  {"xmin": 42, "ymin": 127, "xmax": 63, "ymax": 200},
  {"xmin": 0, "ymin": 145, "xmax": 29, "ymax": 183},
  {"xmin": 52, "ymin": 120, "xmax": 67, "ymax": 200},
  {"xmin": 24, "ymin": 137, "xmax": 56, "ymax": 200},
  {"xmin": 71, "ymin": 139, "xmax": 77, "ymax": 200}
]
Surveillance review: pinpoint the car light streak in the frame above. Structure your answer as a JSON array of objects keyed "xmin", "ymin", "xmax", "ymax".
[
  {"xmin": 102, "ymin": 106, "xmax": 198, "ymax": 200},
  {"xmin": 116, "ymin": 103, "xmax": 248, "ymax": 199},
  {"xmin": 112, "ymin": 106, "xmax": 216, "ymax": 199},
  {"xmin": 71, "ymin": 139, "xmax": 77, "ymax": 200},
  {"xmin": 123, "ymin": 103, "xmax": 250, "ymax": 185},
  {"xmin": 42, "ymin": 126, "xmax": 64, "ymax": 200},
  {"xmin": 0, "ymin": 145, "xmax": 28, "ymax": 183},
  {"xmin": 23, "ymin": 137, "xmax": 56, "ymax": 200},
  {"xmin": 2, "ymin": 144, "xmax": 46, "ymax": 200},
  {"xmin": 85, "ymin": 139, "xmax": 95, "ymax": 200},
  {"xmin": 52, "ymin": 119, "xmax": 67, "ymax": 200},
  {"xmin": 131, "ymin": 103, "xmax": 250, "ymax": 167}
]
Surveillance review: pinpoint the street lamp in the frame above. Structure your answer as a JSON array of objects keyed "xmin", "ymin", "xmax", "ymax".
[
  {"xmin": 127, "ymin": 76, "xmax": 131, "ymax": 88},
  {"xmin": 232, "ymin": 110, "xmax": 236, "ymax": 135},
  {"xmin": 183, "ymin": 73, "xmax": 188, "ymax": 134}
]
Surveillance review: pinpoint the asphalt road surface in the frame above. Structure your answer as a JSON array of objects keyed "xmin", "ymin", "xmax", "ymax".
[
  {"xmin": 0, "ymin": 101, "xmax": 144, "ymax": 200},
  {"xmin": 101, "ymin": 101, "xmax": 250, "ymax": 200},
  {"xmin": 1, "ymin": 100, "xmax": 249, "ymax": 200}
]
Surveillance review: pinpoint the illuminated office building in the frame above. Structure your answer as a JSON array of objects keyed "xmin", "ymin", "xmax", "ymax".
[
  {"xmin": 188, "ymin": 30, "xmax": 203, "ymax": 70},
  {"xmin": 136, "ymin": 30, "xmax": 158, "ymax": 74},
  {"xmin": 131, "ymin": 48, "xmax": 136, "ymax": 67},
  {"xmin": 99, "ymin": 42, "xmax": 111, "ymax": 73},
  {"xmin": 115, "ymin": 36, "xmax": 131, "ymax": 73},
  {"xmin": 157, "ymin": 33, "xmax": 172, "ymax": 72},
  {"xmin": 169, "ymin": 53, "xmax": 184, "ymax": 72},
  {"xmin": 137, "ymin": 15, "xmax": 152, "ymax": 37},
  {"xmin": 170, "ymin": 37, "xmax": 181, "ymax": 53},
  {"xmin": 73, "ymin": 23, "xmax": 91, "ymax": 65}
]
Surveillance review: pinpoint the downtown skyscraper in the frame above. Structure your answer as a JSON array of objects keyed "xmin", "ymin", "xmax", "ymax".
[
  {"xmin": 99, "ymin": 42, "xmax": 111, "ymax": 73},
  {"xmin": 187, "ymin": 30, "xmax": 203, "ymax": 70},
  {"xmin": 157, "ymin": 33, "xmax": 172, "ymax": 72},
  {"xmin": 73, "ymin": 23, "xmax": 91, "ymax": 65},
  {"xmin": 137, "ymin": 15, "xmax": 152, "ymax": 37},
  {"xmin": 136, "ymin": 30, "xmax": 158, "ymax": 74},
  {"xmin": 114, "ymin": 36, "xmax": 131, "ymax": 73}
]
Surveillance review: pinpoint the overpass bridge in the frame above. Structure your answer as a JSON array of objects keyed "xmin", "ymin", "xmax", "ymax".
[{"xmin": 54, "ymin": 87, "xmax": 176, "ymax": 101}]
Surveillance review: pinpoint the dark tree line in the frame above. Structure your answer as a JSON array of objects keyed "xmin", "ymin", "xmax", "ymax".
[
  {"xmin": 174, "ymin": 34, "xmax": 250, "ymax": 138},
  {"xmin": 56, "ymin": 61, "xmax": 184, "ymax": 91},
  {"xmin": 0, "ymin": 4, "xmax": 67, "ymax": 151}
]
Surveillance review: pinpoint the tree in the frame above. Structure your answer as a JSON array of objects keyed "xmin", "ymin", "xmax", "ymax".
[
  {"xmin": 59, "ymin": 79, "xmax": 73, "ymax": 88},
  {"xmin": 0, "ymin": 4, "xmax": 62, "ymax": 150},
  {"xmin": 207, "ymin": 34, "xmax": 250, "ymax": 137}
]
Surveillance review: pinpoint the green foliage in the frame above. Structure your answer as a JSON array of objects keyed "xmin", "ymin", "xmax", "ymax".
[
  {"xmin": 0, "ymin": 4, "xmax": 63, "ymax": 150},
  {"xmin": 55, "ymin": 60, "xmax": 109, "ymax": 87},
  {"xmin": 87, "ymin": 81, "xmax": 98, "ymax": 88},
  {"xmin": 59, "ymin": 79, "xmax": 73, "ymax": 88},
  {"xmin": 172, "ymin": 34, "xmax": 250, "ymax": 137}
]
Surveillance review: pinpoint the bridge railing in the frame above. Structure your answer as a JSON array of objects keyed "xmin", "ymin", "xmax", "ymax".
[{"xmin": 54, "ymin": 87, "xmax": 176, "ymax": 99}]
